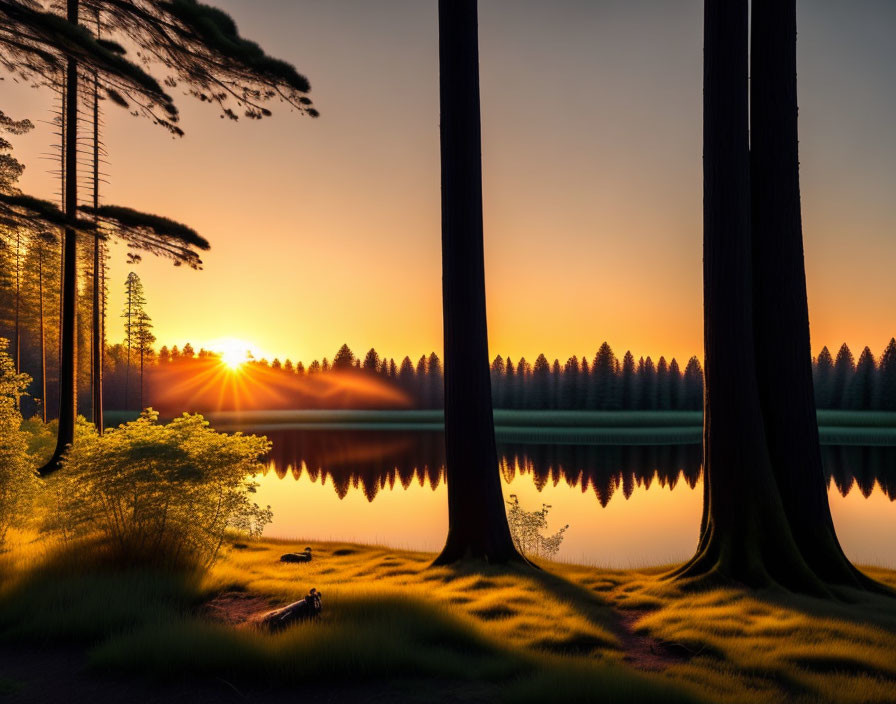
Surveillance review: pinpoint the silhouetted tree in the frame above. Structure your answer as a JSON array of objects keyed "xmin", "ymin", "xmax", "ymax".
[
  {"xmin": 831, "ymin": 343, "xmax": 855, "ymax": 409},
  {"xmin": 656, "ymin": 356, "xmax": 671, "ymax": 410},
  {"xmin": 362, "ymin": 348, "xmax": 380, "ymax": 373},
  {"xmin": 532, "ymin": 354, "xmax": 551, "ymax": 410},
  {"xmin": 620, "ymin": 351, "xmax": 637, "ymax": 410},
  {"xmin": 878, "ymin": 339, "xmax": 896, "ymax": 411},
  {"xmin": 814, "ymin": 346, "xmax": 834, "ymax": 408},
  {"xmin": 673, "ymin": 0, "xmax": 818, "ymax": 591},
  {"xmin": 639, "ymin": 357, "xmax": 657, "ymax": 410},
  {"xmin": 121, "ymin": 271, "xmax": 146, "ymax": 410},
  {"xmin": 750, "ymin": 0, "xmax": 876, "ymax": 590},
  {"xmin": 683, "ymin": 356, "xmax": 704, "ymax": 410},
  {"xmin": 332, "ymin": 343, "xmax": 356, "ymax": 371},
  {"xmin": 427, "ymin": 352, "xmax": 444, "ymax": 408},
  {"xmin": 490, "ymin": 355, "xmax": 505, "ymax": 408},
  {"xmin": 433, "ymin": 0, "xmax": 521, "ymax": 565},
  {"xmin": 669, "ymin": 358, "xmax": 683, "ymax": 410},
  {"xmin": 848, "ymin": 348, "xmax": 876, "ymax": 411},
  {"xmin": 592, "ymin": 342, "xmax": 618, "ymax": 410}
]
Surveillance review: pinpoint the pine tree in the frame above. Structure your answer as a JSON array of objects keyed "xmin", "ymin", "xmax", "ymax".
[
  {"xmin": 814, "ymin": 346, "xmax": 834, "ymax": 408},
  {"xmin": 490, "ymin": 356, "xmax": 505, "ymax": 408},
  {"xmin": 592, "ymin": 342, "xmax": 618, "ymax": 410},
  {"xmin": 121, "ymin": 272, "xmax": 146, "ymax": 411},
  {"xmin": 848, "ymin": 347, "xmax": 876, "ymax": 410},
  {"xmin": 427, "ymin": 352, "xmax": 444, "ymax": 409},
  {"xmin": 669, "ymin": 358, "xmax": 683, "ymax": 410},
  {"xmin": 134, "ymin": 309, "xmax": 155, "ymax": 410},
  {"xmin": 878, "ymin": 339, "xmax": 896, "ymax": 411},
  {"xmin": 656, "ymin": 356, "xmax": 671, "ymax": 410},
  {"xmin": 332, "ymin": 344, "xmax": 356, "ymax": 371},
  {"xmin": 620, "ymin": 351, "xmax": 637, "ymax": 410},
  {"xmin": 683, "ymin": 356, "xmax": 704, "ymax": 411},
  {"xmin": 640, "ymin": 357, "xmax": 657, "ymax": 410},
  {"xmin": 362, "ymin": 348, "xmax": 380, "ymax": 373},
  {"xmin": 562, "ymin": 356, "xmax": 578, "ymax": 409},
  {"xmin": 532, "ymin": 354, "xmax": 551, "ymax": 410},
  {"xmin": 831, "ymin": 343, "xmax": 855, "ymax": 409}
]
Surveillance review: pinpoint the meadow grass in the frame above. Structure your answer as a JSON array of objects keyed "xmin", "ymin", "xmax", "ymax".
[{"xmin": 3, "ymin": 534, "xmax": 896, "ymax": 702}]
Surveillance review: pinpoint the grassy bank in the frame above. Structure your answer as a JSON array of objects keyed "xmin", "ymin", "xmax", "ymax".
[
  {"xmin": 2, "ymin": 537, "xmax": 896, "ymax": 702},
  {"xmin": 103, "ymin": 409, "xmax": 896, "ymax": 446}
]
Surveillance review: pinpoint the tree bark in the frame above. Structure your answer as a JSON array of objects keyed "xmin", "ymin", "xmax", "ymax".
[
  {"xmin": 92, "ymin": 56, "xmax": 104, "ymax": 434},
  {"xmin": 671, "ymin": 0, "xmax": 822, "ymax": 592},
  {"xmin": 433, "ymin": 0, "xmax": 523, "ymax": 565},
  {"xmin": 750, "ymin": 0, "xmax": 882, "ymax": 591},
  {"xmin": 39, "ymin": 0, "xmax": 79, "ymax": 476}
]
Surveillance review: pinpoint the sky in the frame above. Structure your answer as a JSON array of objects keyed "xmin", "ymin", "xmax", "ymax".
[{"xmin": 5, "ymin": 0, "xmax": 896, "ymax": 366}]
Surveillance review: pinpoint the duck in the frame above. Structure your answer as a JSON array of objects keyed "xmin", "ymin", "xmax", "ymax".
[{"xmin": 279, "ymin": 547, "xmax": 313, "ymax": 563}]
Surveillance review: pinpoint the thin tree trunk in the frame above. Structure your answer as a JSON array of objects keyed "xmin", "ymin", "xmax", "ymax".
[
  {"xmin": 39, "ymin": 239, "xmax": 47, "ymax": 423},
  {"xmin": 39, "ymin": 0, "xmax": 79, "ymax": 475},
  {"xmin": 670, "ymin": 0, "xmax": 822, "ymax": 592},
  {"xmin": 124, "ymin": 287, "xmax": 131, "ymax": 411},
  {"xmin": 92, "ymin": 48, "xmax": 103, "ymax": 434},
  {"xmin": 750, "ymin": 0, "xmax": 883, "ymax": 592},
  {"xmin": 432, "ymin": 0, "xmax": 523, "ymax": 566}
]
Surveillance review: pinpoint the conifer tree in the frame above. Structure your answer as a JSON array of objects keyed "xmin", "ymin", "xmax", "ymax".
[
  {"xmin": 120, "ymin": 272, "xmax": 146, "ymax": 410},
  {"xmin": 490, "ymin": 356, "xmax": 505, "ymax": 408},
  {"xmin": 332, "ymin": 344, "xmax": 356, "ymax": 371},
  {"xmin": 878, "ymin": 339, "xmax": 896, "ymax": 411},
  {"xmin": 848, "ymin": 347, "xmax": 876, "ymax": 411},
  {"xmin": 362, "ymin": 348, "xmax": 380, "ymax": 373},
  {"xmin": 656, "ymin": 356, "xmax": 671, "ymax": 410},
  {"xmin": 669, "ymin": 358, "xmax": 683, "ymax": 410},
  {"xmin": 814, "ymin": 346, "xmax": 834, "ymax": 408},
  {"xmin": 620, "ymin": 351, "xmax": 637, "ymax": 410},
  {"xmin": 427, "ymin": 352, "xmax": 443, "ymax": 409},
  {"xmin": 831, "ymin": 343, "xmax": 855, "ymax": 409},
  {"xmin": 532, "ymin": 354, "xmax": 551, "ymax": 410},
  {"xmin": 592, "ymin": 342, "xmax": 618, "ymax": 410}
]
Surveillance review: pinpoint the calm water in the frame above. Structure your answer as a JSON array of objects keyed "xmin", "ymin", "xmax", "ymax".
[{"xmin": 250, "ymin": 428, "xmax": 896, "ymax": 568}]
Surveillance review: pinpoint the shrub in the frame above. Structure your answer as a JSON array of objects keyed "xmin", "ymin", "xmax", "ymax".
[
  {"xmin": 46, "ymin": 410, "xmax": 272, "ymax": 568},
  {"xmin": 0, "ymin": 339, "xmax": 37, "ymax": 546},
  {"xmin": 506, "ymin": 494, "xmax": 568, "ymax": 560}
]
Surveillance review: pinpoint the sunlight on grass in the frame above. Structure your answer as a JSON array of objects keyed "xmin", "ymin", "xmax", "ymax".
[{"xmin": 3, "ymin": 533, "xmax": 896, "ymax": 703}]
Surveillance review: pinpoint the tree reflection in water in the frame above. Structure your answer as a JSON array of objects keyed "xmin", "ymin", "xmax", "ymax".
[{"xmin": 259, "ymin": 429, "xmax": 896, "ymax": 505}]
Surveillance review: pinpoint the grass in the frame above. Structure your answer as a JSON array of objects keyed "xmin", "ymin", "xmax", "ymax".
[{"xmin": 2, "ymin": 535, "xmax": 896, "ymax": 702}]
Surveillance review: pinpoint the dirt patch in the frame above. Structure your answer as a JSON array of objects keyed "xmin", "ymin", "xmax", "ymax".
[
  {"xmin": 615, "ymin": 609, "xmax": 694, "ymax": 671},
  {"xmin": 201, "ymin": 591, "xmax": 279, "ymax": 627}
]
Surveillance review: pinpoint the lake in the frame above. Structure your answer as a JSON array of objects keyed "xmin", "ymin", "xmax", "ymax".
[{"xmin": 241, "ymin": 425, "xmax": 896, "ymax": 568}]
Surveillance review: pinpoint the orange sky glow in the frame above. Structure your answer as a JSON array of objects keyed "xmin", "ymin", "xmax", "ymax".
[{"xmin": 5, "ymin": 0, "xmax": 895, "ymax": 367}]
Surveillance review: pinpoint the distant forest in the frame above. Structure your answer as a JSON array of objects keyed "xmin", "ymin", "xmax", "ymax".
[{"xmin": 97, "ymin": 339, "xmax": 896, "ymax": 413}]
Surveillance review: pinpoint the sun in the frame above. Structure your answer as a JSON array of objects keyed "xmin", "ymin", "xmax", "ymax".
[{"xmin": 213, "ymin": 338, "xmax": 251, "ymax": 371}]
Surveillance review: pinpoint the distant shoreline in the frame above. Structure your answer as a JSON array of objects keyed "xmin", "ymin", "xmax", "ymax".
[{"xmin": 101, "ymin": 409, "xmax": 896, "ymax": 446}]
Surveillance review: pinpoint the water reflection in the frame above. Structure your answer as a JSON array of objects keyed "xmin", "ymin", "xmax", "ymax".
[
  {"xmin": 260, "ymin": 428, "xmax": 896, "ymax": 505},
  {"xmin": 252, "ymin": 429, "xmax": 896, "ymax": 566}
]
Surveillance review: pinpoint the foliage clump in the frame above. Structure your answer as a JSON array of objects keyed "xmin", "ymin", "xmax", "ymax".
[
  {"xmin": 506, "ymin": 494, "xmax": 568, "ymax": 560},
  {"xmin": 0, "ymin": 339, "xmax": 37, "ymax": 546},
  {"xmin": 46, "ymin": 410, "xmax": 272, "ymax": 567}
]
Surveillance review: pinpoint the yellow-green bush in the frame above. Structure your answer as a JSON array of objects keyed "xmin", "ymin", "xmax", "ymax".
[
  {"xmin": 0, "ymin": 339, "xmax": 37, "ymax": 546},
  {"xmin": 45, "ymin": 410, "xmax": 272, "ymax": 568}
]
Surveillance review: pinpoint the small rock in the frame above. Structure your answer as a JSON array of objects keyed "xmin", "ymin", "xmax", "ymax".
[{"xmin": 261, "ymin": 589, "xmax": 322, "ymax": 632}]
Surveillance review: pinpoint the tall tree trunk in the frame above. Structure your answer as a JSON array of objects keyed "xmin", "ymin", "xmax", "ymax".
[
  {"xmin": 39, "ymin": 0, "xmax": 79, "ymax": 476},
  {"xmin": 92, "ymin": 54, "xmax": 103, "ymax": 434},
  {"xmin": 750, "ymin": 0, "xmax": 880, "ymax": 591},
  {"xmin": 124, "ymin": 287, "xmax": 131, "ymax": 411},
  {"xmin": 432, "ymin": 0, "xmax": 523, "ymax": 565},
  {"xmin": 670, "ymin": 0, "xmax": 822, "ymax": 592},
  {"xmin": 38, "ymin": 239, "xmax": 47, "ymax": 423},
  {"xmin": 14, "ymin": 230, "xmax": 21, "ymax": 412}
]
